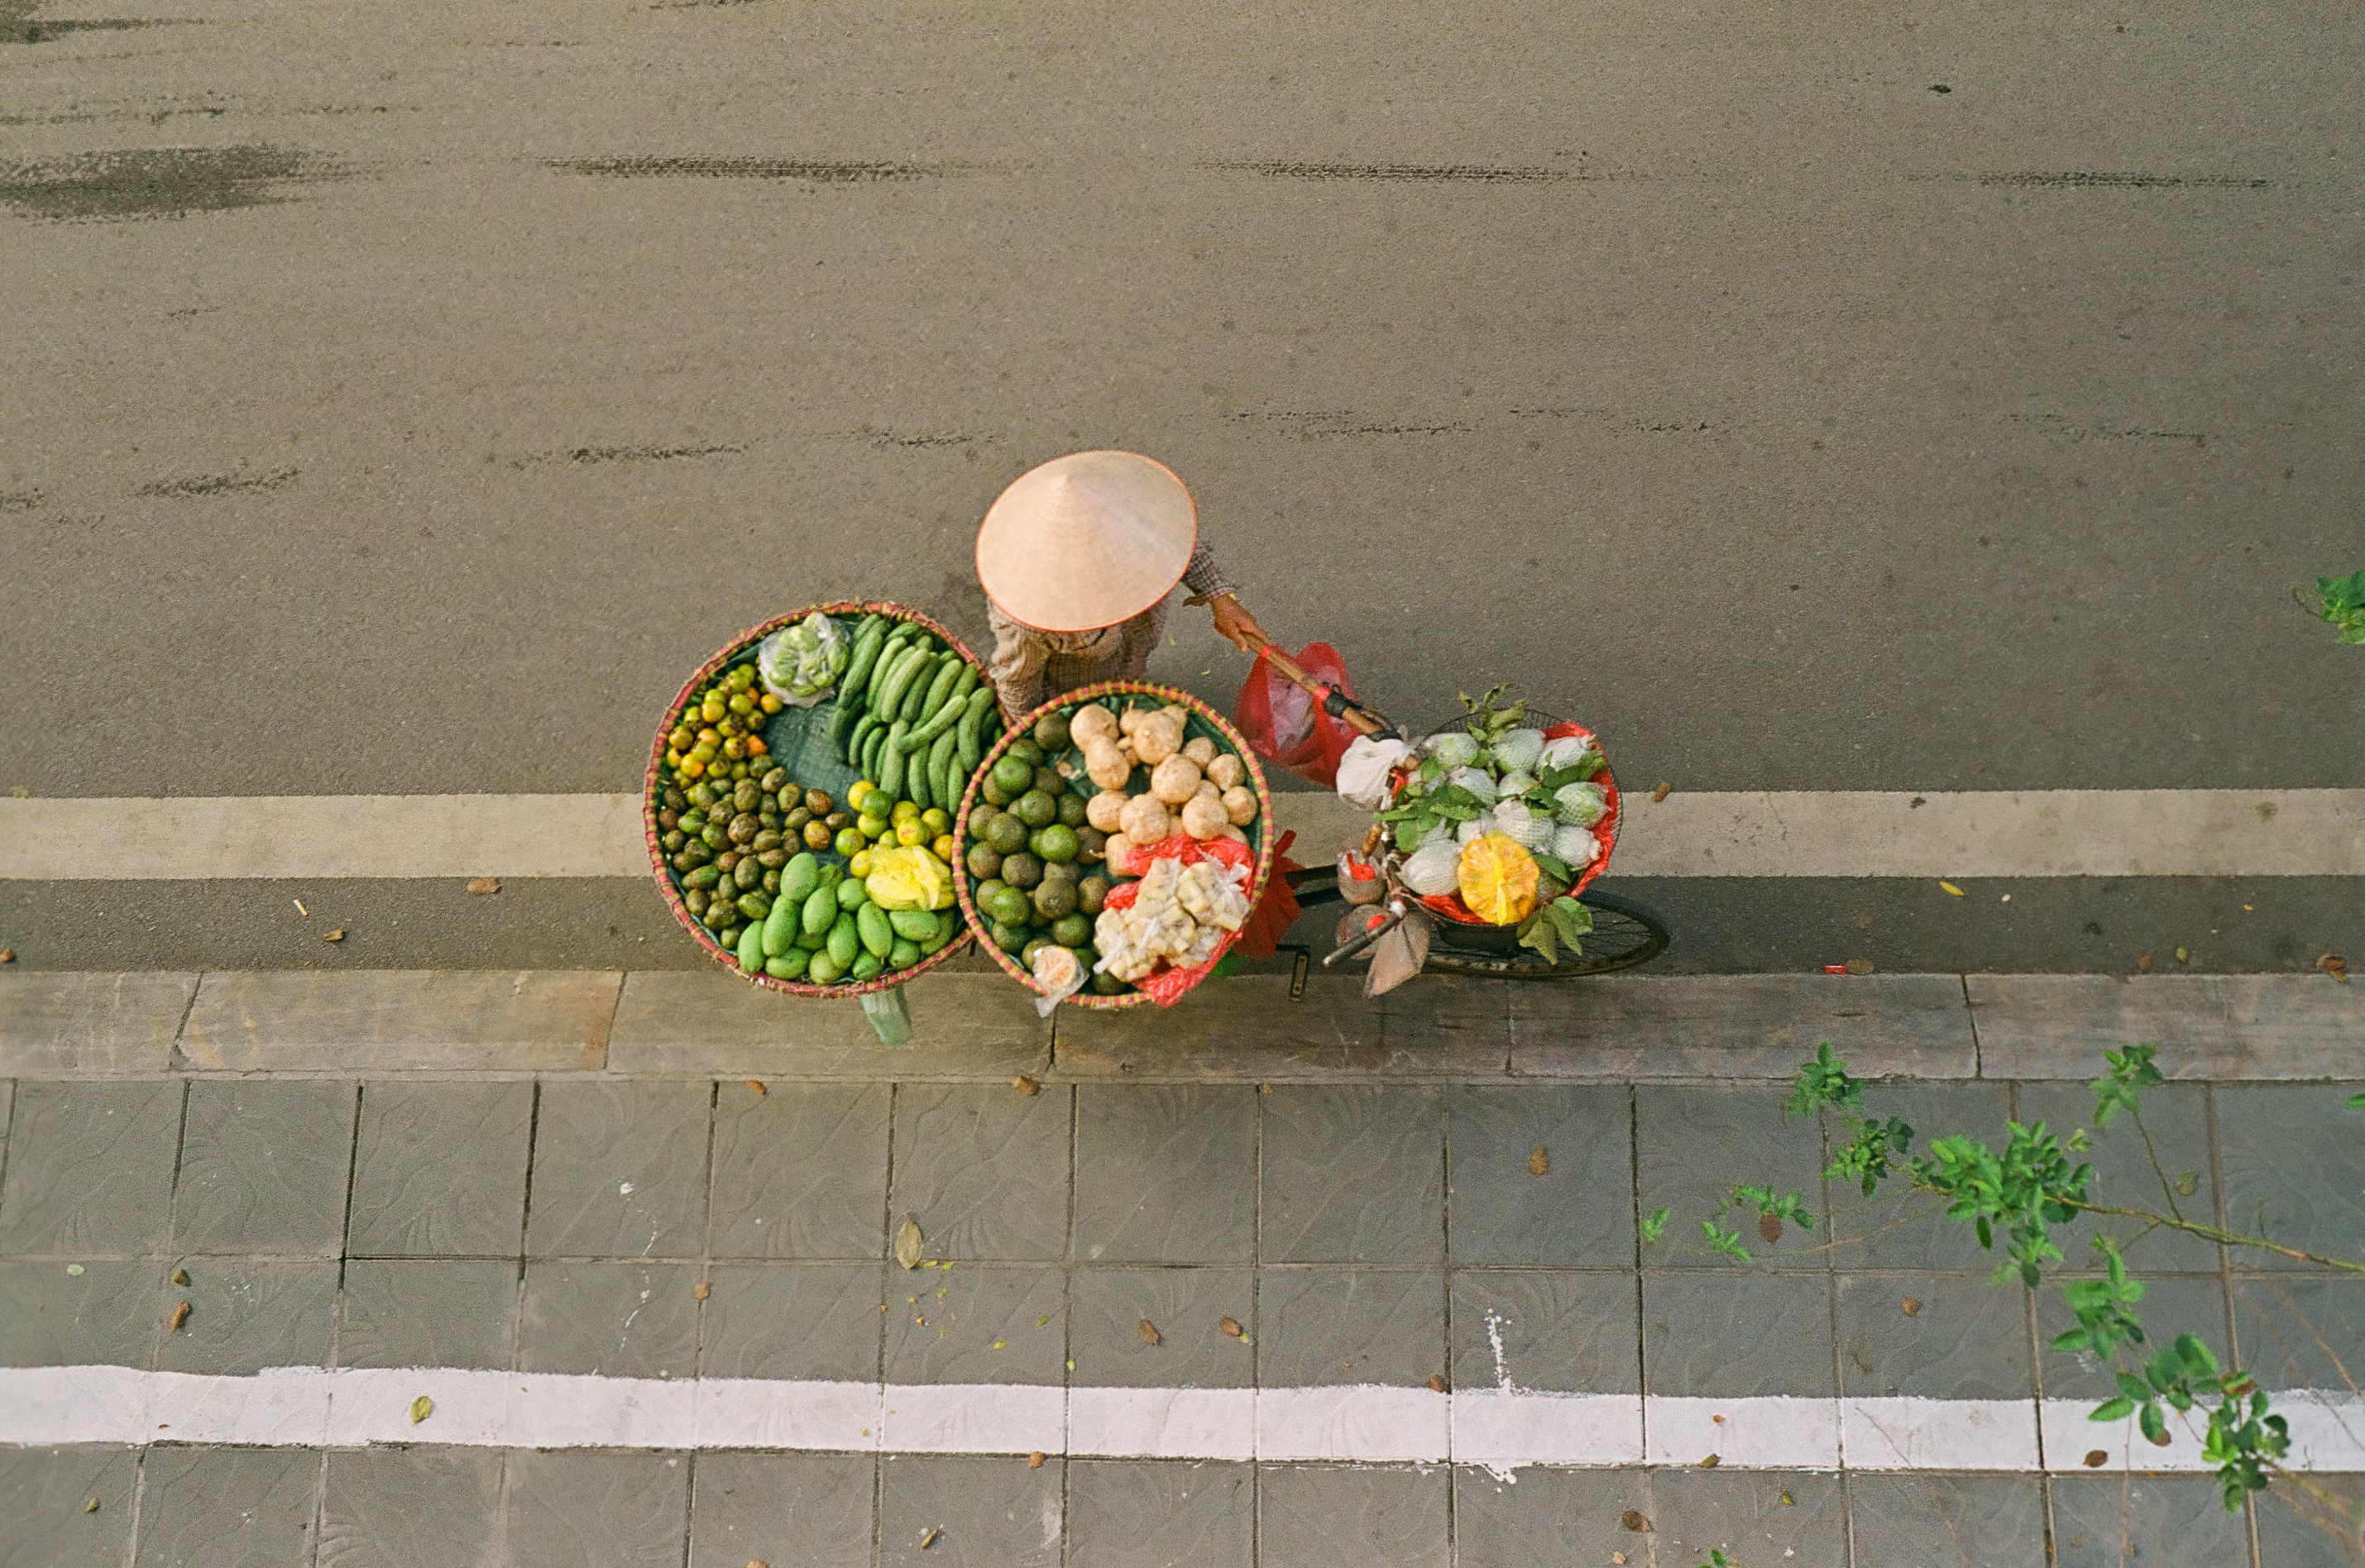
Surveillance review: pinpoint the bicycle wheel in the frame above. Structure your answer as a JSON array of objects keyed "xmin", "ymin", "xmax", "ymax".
[{"xmin": 1421, "ymin": 888, "xmax": 1671, "ymax": 979}]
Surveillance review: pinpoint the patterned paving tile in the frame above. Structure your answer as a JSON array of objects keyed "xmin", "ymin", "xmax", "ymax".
[
  {"xmin": 1258, "ymin": 1269, "xmax": 1444, "ymax": 1389},
  {"xmin": 1836, "ymin": 1271, "xmax": 2036, "ymax": 1398},
  {"xmin": 1641, "ymin": 1270, "xmax": 1836, "ymax": 1397},
  {"xmin": 1848, "ymin": 1472, "xmax": 2049, "ymax": 1568},
  {"xmin": 888, "ymin": 1083, "xmax": 1072, "ymax": 1264},
  {"xmin": 878, "ymin": 1452, "xmax": 1061, "ymax": 1568},
  {"xmin": 1449, "ymin": 1269, "xmax": 1640, "ymax": 1393},
  {"xmin": 1645, "ymin": 1469, "xmax": 1846, "ymax": 1568},
  {"xmin": 1257, "ymin": 1465, "xmax": 1448, "ymax": 1568},
  {"xmin": 1073, "ymin": 1085, "xmax": 1257, "ymax": 1264},
  {"xmin": 2218, "ymin": 1084, "xmax": 2365, "ymax": 1272},
  {"xmin": 883, "ymin": 1264, "xmax": 1065, "ymax": 1386},
  {"xmin": 519, "ymin": 1261, "xmax": 701, "ymax": 1379},
  {"xmin": 0, "ymin": 1081, "xmax": 183, "ymax": 1255},
  {"xmin": 0, "ymin": 1259, "xmax": 159, "ymax": 1368},
  {"xmin": 1451, "ymin": 1465, "xmax": 1651, "ymax": 1568},
  {"xmin": 2051, "ymin": 1474, "xmax": 2255, "ymax": 1567},
  {"xmin": 707, "ymin": 1081, "xmax": 890, "ymax": 1260},
  {"xmin": 1067, "ymin": 1460, "xmax": 1250, "ymax": 1568},
  {"xmin": 1447, "ymin": 1084, "xmax": 1635, "ymax": 1268},
  {"xmin": 0, "ymin": 1445, "xmax": 139, "ymax": 1568},
  {"xmin": 155, "ymin": 1259, "xmax": 340, "ymax": 1375},
  {"xmin": 337, "ymin": 1260, "xmax": 519, "ymax": 1370},
  {"xmin": 1635, "ymin": 1084, "xmax": 1828, "ymax": 1272},
  {"xmin": 132, "ymin": 1446, "xmax": 320, "ymax": 1568},
  {"xmin": 172, "ymin": 1080, "xmax": 357, "ymax": 1258},
  {"xmin": 503, "ymin": 1449, "xmax": 689, "ymax": 1568},
  {"xmin": 1069, "ymin": 1267, "xmax": 1256, "ymax": 1389},
  {"xmin": 699, "ymin": 1262, "xmax": 884, "ymax": 1382},
  {"xmin": 347, "ymin": 1082, "xmax": 533, "ymax": 1259},
  {"xmin": 318, "ymin": 1448, "xmax": 503, "ymax": 1568},
  {"xmin": 689, "ymin": 1451, "xmax": 874, "ymax": 1568},
  {"xmin": 1261, "ymin": 1087, "xmax": 1443, "ymax": 1264},
  {"xmin": 525, "ymin": 1082, "xmax": 712, "ymax": 1260}
]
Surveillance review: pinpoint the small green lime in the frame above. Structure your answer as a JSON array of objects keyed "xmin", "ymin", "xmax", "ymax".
[
  {"xmin": 1032, "ymin": 823, "xmax": 1079, "ymax": 863},
  {"xmin": 1051, "ymin": 912, "xmax": 1093, "ymax": 947},
  {"xmin": 1008, "ymin": 738, "xmax": 1046, "ymax": 767},
  {"xmin": 1057, "ymin": 791, "xmax": 1089, "ymax": 828},
  {"xmin": 1001, "ymin": 852, "xmax": 1042, "ymax": 890},
  {"xmin": 1032, "ymin": 878, "xmax": 1077, "ymax": 920},
  {"xmin": 1033, "ymin": 711, "xmax": 1073, "ymax": 751},
  {"xmin": 984, "ymin": 812, "xmax": 1029, "ymax": 854},
  {"xmin": 989, "ymin": 918, "xmax": 1029, "ymax": 953},
  {"xmin": 1013, "ymin": 790, "xmax": 1057, "ymax": 829},
  {"xmin": 965, "ymin": 842, "xmax": 1004, "ymax": 879},
  {"xmin": 991, "ymin": 754, "xmax": 1034, "ymax": 796},
  {"xmin": 1077, "ymin": 874, "xmax": 1111, "ymax": 915},
  {"xmin": 987, "ymin": 884, "xmax": 1033, "ymax": 926},
  {"xmin": 833, "ymin": 826, "xmax": 866, "ymax": 858}
]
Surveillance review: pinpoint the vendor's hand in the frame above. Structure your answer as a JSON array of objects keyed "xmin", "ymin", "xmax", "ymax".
[{"xmin": 1209, "ymin": 595, "xmax": 1268, "ymax": 655}]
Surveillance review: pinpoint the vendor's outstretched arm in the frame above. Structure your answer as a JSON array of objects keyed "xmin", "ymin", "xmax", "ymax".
[{"xmin": 1182, "ymin": 545, "xmax": 1269, "ymax": 654}]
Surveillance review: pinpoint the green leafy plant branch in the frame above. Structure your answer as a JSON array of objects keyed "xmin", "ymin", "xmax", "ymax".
[
  {"xmin": 2295, "ymin": 569, "xmax": 2365, "ymax": 644},
  {"xmin": 1654, "ymin": 1042, "xmax": 2365, "ymax": 1525}
]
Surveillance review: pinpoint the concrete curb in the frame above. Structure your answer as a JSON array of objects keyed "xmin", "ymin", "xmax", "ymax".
[{"xmin": 2, "ymin": 969, "xmax": 2356, "ymax": 1083}]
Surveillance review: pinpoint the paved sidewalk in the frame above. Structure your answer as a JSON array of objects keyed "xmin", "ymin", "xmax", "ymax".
[{"xmin": 2, "ymin": 1039, "xmax": 2362, "ymax": 1565}]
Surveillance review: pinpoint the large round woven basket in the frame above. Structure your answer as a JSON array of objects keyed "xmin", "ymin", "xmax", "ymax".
[
  {"xmin": 644, "ymin": 602, "xmax": 983, "ymax": 997},
  {"xmin": 952, "ymin": 681, "xmax": 1278, "ymax": 1010}
]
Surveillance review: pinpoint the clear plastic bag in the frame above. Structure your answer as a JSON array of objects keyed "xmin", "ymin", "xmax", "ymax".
[{"xmin": 758, "ymin": 612, "xmax": 849, "ymax": 707}]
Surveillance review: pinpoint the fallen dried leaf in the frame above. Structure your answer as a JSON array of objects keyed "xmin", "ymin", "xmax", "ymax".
[
  {"xmin": 1620, "ymin": 1509, "xmax": 1652, "ymax": 1532},
  {"xmin": 1012, "ymin": 1074, "xmax": 1040, "ymax": 1096},
  {"xmin": 1612, "ymin": 1556, "xmax": 1627, "ymax": 1566},
  {"xmin": 692, "ymin": 1281, "xmax": 711, "ymax": 1301},
  {"xmin": 1027, "ymin": 1451, "xmax": 1045, "ymax": 1470},
  {"xmin": 169, "ymin": 1300, "xmax": 190, "ymax": 1332},
  {"xmin": 1698, "ymin": 1453, "xmax": 1721, "ymax": 1468},
  {"xmin": 2137, "ymin": 954, "xmax": 2154, "ymax": 973},
  {"xmin": 1759, "ymin": 1212, "xmax": 1783, "ymax": 1245},
  {"xmin": 171, "ymin": 1267, "xmax": 190, "ymax": 1287},
  {"xmin": 323, "ymin": 929, "xmax": 345, "ymax": 944},
  {"xmin": 1138, "ymin": 1319, "xmax": 1161, "ymax": 1346},
  {"xmin": 918, "ymin": 1527, "xmax": 940, "ymax": 1549},
  {"xmin": 409, "ymin": 1395, "xmax": 432, "ymax": 1425},
  {"xmin": 1939, "ymin": 881, "xmax": 1965, "ymax": 896},
  {"xmin": 745, "ymin": 1079, "xmax": 767, "ymax": 1095},
  {"xmin": 1651, "ymin": 782, "xmax": 1672, "ymax": 803},
  {"xmin": 1902, "ymin": 1297, "xmax": 1922, "ymax": 1317},
  {"xmin": 1528, "ymin": 1146, "xmax": 1549, "ymax": 1178},
  {"xmin": 894, "ymin": 1218, "xmax": 924, "ymax": 1270},
  {"xmin": 84, "ymin": 1497, "xmax": 99, "ymax": 1513},
  {"xmin": 1220, "ymin": 1317, "xmax": 1245, "ymax": 1338},
  {"xmin": 0, "ymin": 949, "xmax": 13, "ymax": 964},
  {"xmin": 466, "ymin": 877, "xmax": 500, "ymax": 896},
  {"xmin": 2320, "ymin": 954, "xmax": 2350, "ymax": 984},
  {"xmin": 2084, "ymin": 1449, "xmax": 2109, "ymax": 1467},
  {"xmin": 745, "ymin": 1560, "xmax": 769, "ymax": 1568},
  {"xmin": 1428, "ymin": 1374, "xmax": 1447, "ymax": 1394}
]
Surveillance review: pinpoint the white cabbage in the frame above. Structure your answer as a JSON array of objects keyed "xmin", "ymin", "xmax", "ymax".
[
  {"xmin": 1539, "ymin": 734, "xmax": 1599, "ymax": 773},
  {"xmin": 1400, "ymin": 838, "xmax": 1463, "ymax": 896},
  {"xmin": 1488, "ymin": 727, "xmax": 1545, "ymax": 775},
  {"xmin": 1421, "ymin": 731, "xmax": 1480, "ymax": 767},
  {"xmin": 1446, "ymin": 766, "xmax": 1497, "ymax": 805},
  {"xmin": 1553, "ymin": 782, "xmax": 1608, "ymax": 826},
  {"xmin": 1552, "ymin": 824, "xmax": 1600, "ymax": 866}
]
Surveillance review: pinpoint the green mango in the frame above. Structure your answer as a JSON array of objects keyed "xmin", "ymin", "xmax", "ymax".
[
  {"xmin": 765, "ymin": 948, "xmax": 811, "ymax": 981},
  {"xmin": 806, "ymin": 948, "xmax": 843, "ymax": 984},
  {"xmin": 802, "ymin": 883, "xmax": 838, "ymax": 939},
  {"xmin": 888, "ymin": 937, "xmax": 921, "ymax": 969},
  {"xmin": 827, "ymin": 911, "xmax": 860, "ymax": 970},
  {"xmin": 735, "ymin": 920, "xmax": 766, "ymax": 970},
  {"xmin": 857, "ymin": 902, "xmax": 893, "ymax": 958},
  {"xmin": 761, "ymin": 893, "xmax": 798, "ymax": 958},
  {"xmin": 779, "ymin": 852, "xmax": 821, "ymax": 906},
  {"xmin": 836, "ymin": 877, "xmax": 870, "ymax": 911},
  {"xmin": 887, "ymin": 908, "xmax": 940, "ymax": 941},
  {"xmin": 850, "ymin": 950, "xmax": 884, "ymax": 981}
]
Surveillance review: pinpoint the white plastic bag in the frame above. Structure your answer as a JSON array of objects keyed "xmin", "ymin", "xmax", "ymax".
[{"xmin": 1334, "ymin": 735, "xmax": 1411, "ymax": 810}]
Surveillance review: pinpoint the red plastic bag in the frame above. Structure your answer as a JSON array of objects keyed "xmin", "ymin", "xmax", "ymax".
[
  {"xmin": 1234, "ymin": 643, "xmax": 1359, "ymax": 788},
  {"xmin": 1232, "ymin": 830, "xmax": 1301, "ymax": 961},
  {"xmin": 1100, "ymin": 835, "xmax": 1257, "ymax": 1006}
]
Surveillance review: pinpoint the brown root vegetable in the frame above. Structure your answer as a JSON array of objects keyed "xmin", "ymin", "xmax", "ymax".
[
  {"xmin": 1084, "ymin": 739, "xmax": 1132, "ymax": 791},
  {"xmin": 1221, "ymin": 785, "xmax": 1259, "ymax": 825},
  {"xmin": 1070, "ymin": 703, "xmax": 1119, "ymax": 746},
  {"xmin": 1182, "ymin": 736, "xmax": 1218, "ymax": 767},
  {"xmin": 1118, "ymin": 706, "xmax": 1146, "ymax": 738},
  {"xmin": 1194, "ymin": 778, "xmax": 1222, "ymax": 802},
  {"xmin": 1118, "ymin": 793, "xmax": 1173, "ymax": 844},
  {"xmin": 1180, "ymin": 793, "xmax": 1228, "ymax": 840},
  {"xmin": 1101, "ymin": 831, "xmax": 1137, "ymax": 876},
  {"xmin": 1150, "ymin": 753, "xmax": 1204, "ymax": 805},
  {"xmin": 1205, "ymin": 753, "xmax": 1245, "ymax": 791},
  {"xmin": 1085, "ymin": 790, "xmax": 1130, "ymax": 833},
  {"xmin": 1134, "ymin": 709, "xmax": 1186, "ymax": 765},
  {"xmin": 1219, "ymin": 824, "xmax": 1249, "ymax": 844}
]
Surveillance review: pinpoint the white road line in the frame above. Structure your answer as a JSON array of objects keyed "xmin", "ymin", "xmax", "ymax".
[
  {"xmin": 2, "ymin": 789, "xmax": 2359, "ymax": 881},
  {"xmin": 6, "ymin": 1367, "xmax": 2362, "ymax": 1472}
]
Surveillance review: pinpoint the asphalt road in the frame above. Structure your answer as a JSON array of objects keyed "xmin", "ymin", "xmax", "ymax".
[{"xmin": 2, "ymin": 1, "xmax": 2360, "ymax": 972}]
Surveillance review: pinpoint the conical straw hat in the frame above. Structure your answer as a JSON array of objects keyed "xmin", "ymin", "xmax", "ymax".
[{"xmin": 975, "ymin": 451, "xmax": 1198, "ymax": 632}]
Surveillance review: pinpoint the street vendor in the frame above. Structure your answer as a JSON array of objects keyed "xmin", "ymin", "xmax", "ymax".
[{"xmin": 975, "ymin": 450, "xmax": 1268, "ymax": 722}]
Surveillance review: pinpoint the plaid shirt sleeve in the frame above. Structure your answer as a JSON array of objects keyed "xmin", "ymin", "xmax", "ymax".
[{"xmin": 1180, "ymin": 543, "xmax": 1235, "ymax": 600}]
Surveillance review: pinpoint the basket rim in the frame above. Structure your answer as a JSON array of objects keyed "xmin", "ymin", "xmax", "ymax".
[
  {"xmin": 643, "ymin": 601, "xmax": 982, "ymax": 999},
  {"xmin": 951, "ymin": 680, "xmax": 1277, "ymax": 1010}
]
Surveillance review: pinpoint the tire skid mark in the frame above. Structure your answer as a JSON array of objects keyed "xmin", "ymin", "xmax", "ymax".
[
  {"xmin": 0, "ymin": 0, "xmax": 202, "ymax": 44},
  {"xmin": 549, "ymin": 155, "xmax": 974, "ymax": 184},
  {"xmin": 1234, "ymin": 410, "xmax": 1471, "ymax": 440},
  {"xmin": 1929, "ymin": 172, "xmax": 2275, "ymax": 190},
  {"xmin": 2004, "ymin": 413, "xmax": 2209, "ymax": 447},
  {"xmin": 1204, "ymin": 160, "xmax": 1581, "ymax": 184},
  {"xmin": 545, "ymin": 443, "xmax": 747, "ymax": 466},
  {"xmin": 0, "ymin": 146, "xmax": 337, "ymax": 221},
  {"xmin": 136, "ymin": 466, "xmax": 299, "ymax": 498}
]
